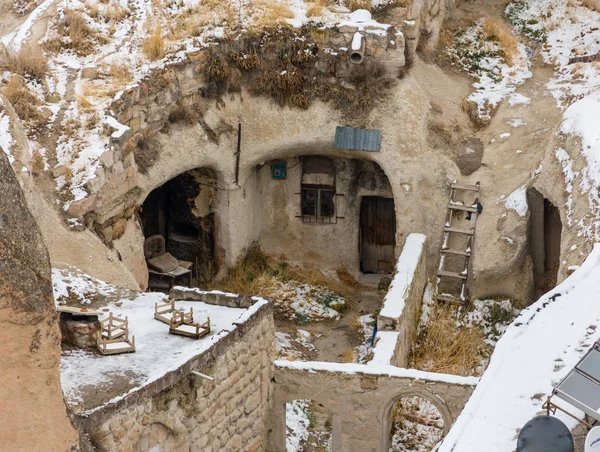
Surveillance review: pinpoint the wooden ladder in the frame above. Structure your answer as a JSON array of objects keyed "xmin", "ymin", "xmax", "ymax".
[{"xmin": 436, "ymin": 181, "xmax": 481, "ymax": 303}]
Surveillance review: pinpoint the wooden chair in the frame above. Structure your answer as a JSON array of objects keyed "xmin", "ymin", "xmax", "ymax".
[
  {"xmin": 96, "ymin": 314, "xmax": 136, "ymax": 355},
  {"xmin": 144, "ymin": 235, "xmax": 193, "ymax": 289},
  {"xmin": 100, "ymin": 312, "xmax": 128, "ymax": 340},
  {"xmin": 169, "ymin": 310, "xmax": 211, "ymax": 340}
]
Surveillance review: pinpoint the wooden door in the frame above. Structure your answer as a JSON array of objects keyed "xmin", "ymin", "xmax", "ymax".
[{"xmin": 360, "ymin": 196, "xmax": 396, "ymax": 273}]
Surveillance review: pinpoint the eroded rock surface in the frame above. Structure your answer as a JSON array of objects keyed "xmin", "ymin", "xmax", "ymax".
[{"xmin": 0, "ymin": 150, "xmax": 79, "ymax": 450}]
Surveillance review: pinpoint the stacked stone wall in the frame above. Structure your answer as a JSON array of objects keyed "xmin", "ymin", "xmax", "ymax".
[
  {"xmin": 270, "ymin": 361, "xmax": 476, "ymax": 452},
  {"xmin": 78, "ymin": 300, "xmax": 275, "ymax": 452}
]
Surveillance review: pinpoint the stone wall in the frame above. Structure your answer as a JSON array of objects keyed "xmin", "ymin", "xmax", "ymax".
[
  {"xmin": 270, "ymin": 360, "xmax": 476, "ymax": 452},
  {"xmin": 170, "ymin": 286, "xmax": 254, "ymax": 308},
  {"xmin": 78, "ymin": 300, "xmax": 275, "ymax": 452},
  {"xmin": 377, "ymin": 233, "xmax": 427, "ymax": 367}
]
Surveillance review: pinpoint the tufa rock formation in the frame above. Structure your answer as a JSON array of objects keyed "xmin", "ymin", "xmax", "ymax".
[{"xmin": 0, "ymin": 150, "xmax": 79, "ymax": 451}]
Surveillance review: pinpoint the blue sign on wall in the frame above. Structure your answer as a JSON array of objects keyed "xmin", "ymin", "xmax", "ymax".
[{"xmin": 272, "ymin": 162, "xmax": 287, "ymax": 179}]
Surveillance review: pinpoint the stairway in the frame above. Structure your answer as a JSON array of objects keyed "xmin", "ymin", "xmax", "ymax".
[{"xmin": 436, "ymin": 181, "xmax": 481, "ymax": 303}]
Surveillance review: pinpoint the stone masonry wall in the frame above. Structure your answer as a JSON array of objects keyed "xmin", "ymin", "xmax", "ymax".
[
  {"xmin": 377, "ymin": 233, "xmax": 427, "ymax": 367},
  {"xmin": 270, "ymin": 361, "xmax": 476, "ymax": 452},
  {"xmin": 78, "ymin": 300, "xmax": 275, "ymax": 452}
]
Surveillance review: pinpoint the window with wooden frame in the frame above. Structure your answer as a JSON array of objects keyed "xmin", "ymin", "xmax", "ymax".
[{"xmin": 299, "ymin": 156, "xmax": 339, "ymax": 223}]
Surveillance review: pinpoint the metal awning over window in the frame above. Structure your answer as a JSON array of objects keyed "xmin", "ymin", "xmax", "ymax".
[{"xmin": 553, "ymin": 342, "xmax": 600, "ymax": 423}]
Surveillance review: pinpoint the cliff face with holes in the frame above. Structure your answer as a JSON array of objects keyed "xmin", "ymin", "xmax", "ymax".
[{"xmin": 0, "ymin": 150, "xmax": 80, "ymax": 450}]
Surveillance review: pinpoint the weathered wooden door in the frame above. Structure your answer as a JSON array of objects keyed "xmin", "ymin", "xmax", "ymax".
[{"xmin": 360, "ymin": 196, "xmax": 396, "ymax": 273}]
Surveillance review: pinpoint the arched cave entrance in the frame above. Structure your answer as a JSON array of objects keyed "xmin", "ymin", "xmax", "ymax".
[
  {"xmin": 253, "ymin": 155, "xmax": 396, "ymax": 276},
  {"xmin": 141, "ymin": 168, "xmax": 219, "ymax": 288},
  {"xmin": 526, "ymin": 188, "xmax": 562, "ymax": 300}
]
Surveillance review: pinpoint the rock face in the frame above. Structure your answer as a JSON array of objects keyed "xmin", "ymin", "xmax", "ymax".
[
  {"xmin": 0, "ymin": 151, "xmax": 79, "ymax": 450},
  {"xmin": 455, "ymin": 138, "xmax": 484, "ymax": 176}
]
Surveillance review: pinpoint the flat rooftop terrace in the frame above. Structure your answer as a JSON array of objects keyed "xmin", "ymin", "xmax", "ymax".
[{"xmin": 60, "ymin": 292, "xmax": 255, "ymax": 412}]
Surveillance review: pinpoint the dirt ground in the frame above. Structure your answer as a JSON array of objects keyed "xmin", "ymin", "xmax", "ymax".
[{"xmin": 276, "ymin": 288, "xmax": 383, "ymax": 362}]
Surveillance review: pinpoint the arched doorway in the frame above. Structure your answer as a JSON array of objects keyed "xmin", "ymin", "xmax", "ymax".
[
  {"xmin": 141, "ymin": 168, "xmax": 219, "ymax": 287},
  {"xmin": 388, "ymin": 395, "xmax": 444, "ymax": 451},
  {"xmin": 285, "ymin": 399, "xmax": 333, "ymax": 452},
  {"xmin": 526, "ymin": 188, "xmax": 562, "ymax": 300},
  {"xmin": 382, "ymin": 390, "xmax": 452, "ymax": 452}
]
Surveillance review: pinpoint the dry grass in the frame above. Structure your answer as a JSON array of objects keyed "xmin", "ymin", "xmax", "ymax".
[
  {"xmin": 346, "ymin": 0, "xmax": 371, "ymax": 11},
  {"xmin": 250, "ymin": 0, "xmax": 294, "ymax": 28},
  {"xmin": 482, "ymin": 17, "xmax": 518, "ymax": 66},
  {"xmin": 31, "ymin": 150, "xmax": 44, "ymax": 174},
  {"xmin": 143, "ymin": 24, "xmax": 166, "ymax": 60},
  {"xmin": 105, "ymin": 3, "xmax": 128, "ymax": 21},
  {"xmin": 200, "ymin": 29, "xmax": 393, "ymax": 118},
  {"xmin": 341, "ymin": 348, "xmax": 355, "ymax": 363},
  {"xmin": 411, "ymin": 304, "xmax": 487, "ymax": 376},
  {"xmin": 306, "ymin": 4, "xmax": 323, "ymax": 17},
  {"xmin": 2, "ymin": 76, "xmax": 42, "ymax": 122},
  {"xmin": 0, "ymin": 45, "xmax": 48, "ymax": 81},
  {"xmin": 76, "ymin": 93, "xmax": 93, "ymax": 108},
  {"xmin": 211, "ymin": 244, "xmax": 356, "ymax": 309},
  {"xmin": 109, "ymin": 63, "xmax": 133, "ymax": 83},
  {"xmin": 45, "ymin": 10, "xmax": 100, "ymax": 56}
]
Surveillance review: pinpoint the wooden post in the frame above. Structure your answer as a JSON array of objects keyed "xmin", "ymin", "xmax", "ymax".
[{"xmin": 234, "ymin": 122, "xmax": 241, "ymax": 186}]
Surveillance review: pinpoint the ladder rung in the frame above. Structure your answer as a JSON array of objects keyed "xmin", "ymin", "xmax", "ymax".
[
  {"xmin": 451, "ymin": 183, "xmax": 480, "ymax": 191},
  {"xmin": 444, "ymin": 227, "xmax": 474, "ymax": 235},
  {"xmin": 436, "ymin": 294, "xmax": 465, "ymax": 304},
  {"xmin": 441, "ymin": 248, "xmax": 471, "ymax": 257},
  {"xmin": 437, "ymin": 270, "xmax": 467, "ymax": 280},
  {"xmin": 448, "ymin": 204, "xmax": 478, "ymax": 213}
]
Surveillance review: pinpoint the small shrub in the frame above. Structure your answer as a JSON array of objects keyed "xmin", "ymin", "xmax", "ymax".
[
  {"xmin": 109, "ymin": 64, "xmax": 133, "ymax": 83},
  {"xmin": 346, "ymin": 0, "xmax": 371, "ymax": 11},
  {"xmin": 31, "ymin": 150, "xmax": 45, "ymax": 174},
  {"xmin": 76, "ymin": 93, "xmax": 93, "ymax": 108},
  {"xmin": 295, "ymin": 312, "xmax": 310, "ymax": 325},
  {"xmin": 45, "ymin": 10, "xmax": 100, "ymax": 56},
  {"xmin": 341, "ymin": 348, "xmax": 355, "ymax": 363},
  {"xmin": 250, "ymin": 0, "xmax": 294, "ymax": 28},
  {"xmin": 2, "ymin": 76, "xmax": 42, "ymax": 122},
  {"xmin": 0, "ymin": 45, "xmax": 48, "ymax": 81},
  {"xmin": 143, "ymin": 24, "xmax": 165, "ymax": 60},
  {"xmin": 482, "ymin": 18, "xmax": 518, "ymax": 66},
  {"xmin": 306, "ymin": 4, "xmax": 323, "ymax": 16}
]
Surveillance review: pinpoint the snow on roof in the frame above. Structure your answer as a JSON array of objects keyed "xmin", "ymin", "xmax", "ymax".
[
  {"xmin": 60, "ymin": 292, "xmax": 261, "ymax": 413},
  {"xmin": 275, "ymin": 360, "xmax": 479, "ymax": 386},
  {"xmin": 368, "ymin": 331, "xmax": 399, "ymax": 366},
  {"xmin": 379, "ymin": 233, "xmax": 426, "ymax": 320},
  {"xmin": 439, "ymin": 244, "xmax": 600, "ymax": 452}
]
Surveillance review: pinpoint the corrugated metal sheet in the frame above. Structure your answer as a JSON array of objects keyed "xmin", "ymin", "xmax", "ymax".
[{"xmin": 334, "ymin": 126, "xmax": 382, "ymax": 152}]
